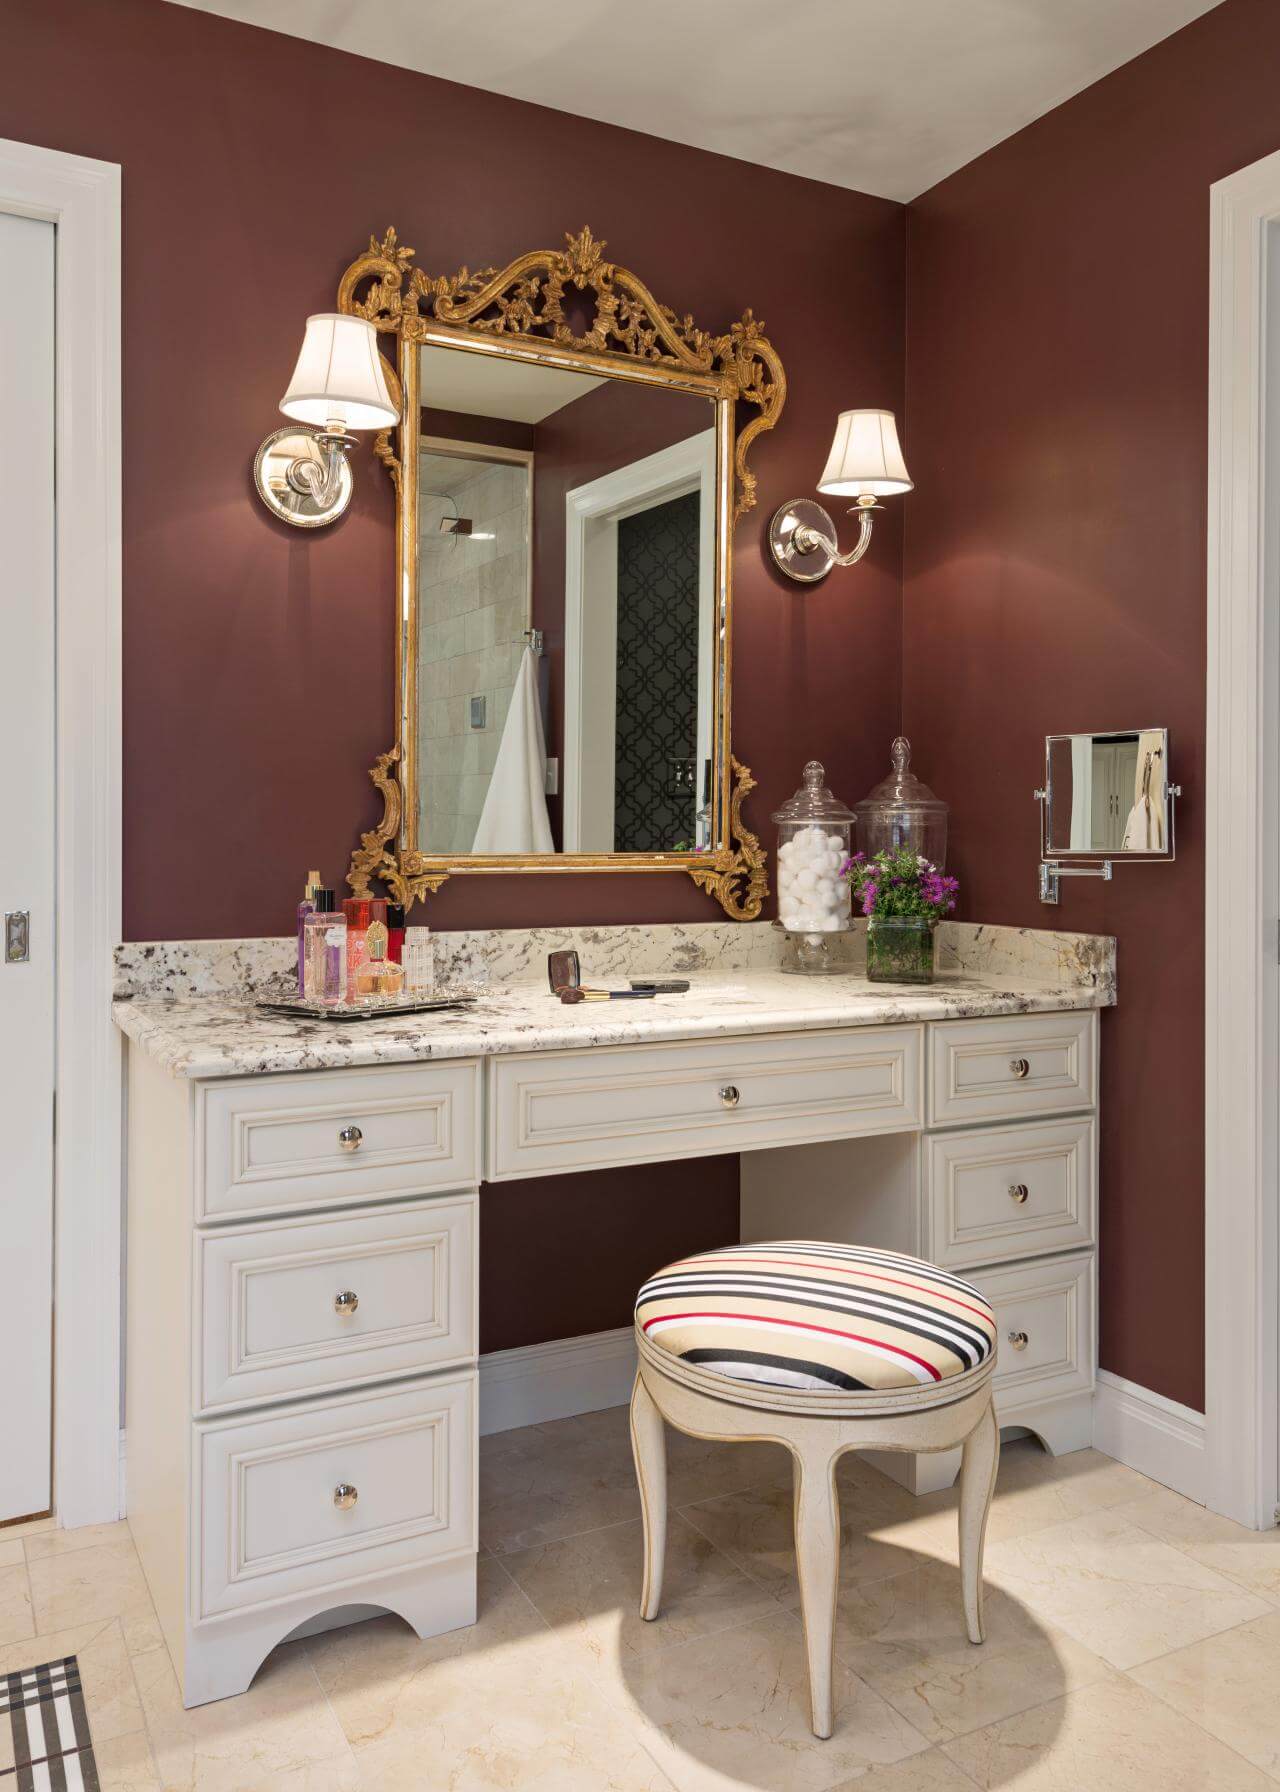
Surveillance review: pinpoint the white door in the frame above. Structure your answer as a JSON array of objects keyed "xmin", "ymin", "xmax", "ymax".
[{"xmin": 0, "ymin": 210, "xmax": 55, "ymax": 1521}]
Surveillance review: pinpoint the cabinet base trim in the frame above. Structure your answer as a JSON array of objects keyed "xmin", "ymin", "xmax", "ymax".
[
  {"xmin": 479, "ymin": 1328, "xmax": 637, "ymax": 1435},
  {"xmin": 1093, "ymin": 1370, "xmax": 1206, "ymax": 1503}
]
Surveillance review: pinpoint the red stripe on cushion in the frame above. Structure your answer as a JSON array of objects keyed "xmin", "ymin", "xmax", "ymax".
[
  {"xmin": 640, "ymin": 1309, "xmax": 944, "ymax": 1381},
  {"xmin": 665, "ymin": 1253, "xmax": 993, "ymax": 1327}
]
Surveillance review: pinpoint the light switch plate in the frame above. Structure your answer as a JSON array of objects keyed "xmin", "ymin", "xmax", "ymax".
[{"xmin": 544, "ymin": 757, "xmax": 559, "ymax": 796}]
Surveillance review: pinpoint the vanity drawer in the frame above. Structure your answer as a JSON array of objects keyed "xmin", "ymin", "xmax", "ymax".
[
  {"xmin": 197, "ymin": 1062, "xmax": 480, "ymax": 1221},
  {"xmin": 195, "ymin": 1373, "xmax": 475, "ymax": 1620},
  {"xmin": 488, "ymin": 1026, "xmax": 922, "ymax": 1180},
  {"xmin": 196, "ymin": 1196, "xmax": 477, "ymax": 1412},
  {"xmin": 971, "ymin": 1250, "xmax": 1094, "ymax": 1410},
  {"xmin": 927, "ymin": 1011, "xmax": 1096, "ymax": 1127},
  {"xmin": 924, "ymin": 1118, "xmax": 1095, "ymax": 1270}
]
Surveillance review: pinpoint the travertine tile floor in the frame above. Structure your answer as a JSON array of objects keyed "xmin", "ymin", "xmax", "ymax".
[{"xmin": 5, "ymin": 1408, "xmax": 1280, "ymax": 1790}]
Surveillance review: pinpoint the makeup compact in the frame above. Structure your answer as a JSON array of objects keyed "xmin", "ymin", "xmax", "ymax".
[{"xmin": 546, "ymin": 949, "xmax": 657, "ymax": 1003}]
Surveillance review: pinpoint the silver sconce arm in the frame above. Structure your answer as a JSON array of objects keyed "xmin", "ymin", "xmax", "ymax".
[
  {"xmin": 770, "ymin": 495, "xmax": 881, "ymax": 583},
  {"xmin": 287, "ymin": 427, "xmax": 356, "ymax": 510}
]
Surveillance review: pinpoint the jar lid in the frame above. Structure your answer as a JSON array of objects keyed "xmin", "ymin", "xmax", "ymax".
[
  {"xmin": 772, "ymin": 760, "xmax": 855, "ymax": 824},
  {"xmin": 853, "ymin": 737, "xmax": 947, "ymax": 819}
]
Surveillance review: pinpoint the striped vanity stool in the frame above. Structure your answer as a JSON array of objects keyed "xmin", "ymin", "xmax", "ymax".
[{"xmin": 631, "ymin": 1240, "xmax": 999, "ymax": 1739}]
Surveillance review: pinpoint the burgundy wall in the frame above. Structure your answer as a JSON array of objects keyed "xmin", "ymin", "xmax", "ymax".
[
  {"xmin": 903, "ymin": 0, "xmax": 1280, "ymax": 1412},
  {"xmin": 0, "ymin": 0, "xmax": 904, "ymax": 943},
  {"xmin": 1, "ymin": 0, "xmax": 903, "ymax": 1353}
]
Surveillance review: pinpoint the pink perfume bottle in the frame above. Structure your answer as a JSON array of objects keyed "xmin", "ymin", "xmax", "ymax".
[{"xmin": 302, "ymin": 890, "xmax": 347, "ymax": 1003}]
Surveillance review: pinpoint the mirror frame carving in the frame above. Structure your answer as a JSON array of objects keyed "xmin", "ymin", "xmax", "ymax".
[{"xmin": 337, "ymin": 226, "xmax": 785, "ymax": 919}]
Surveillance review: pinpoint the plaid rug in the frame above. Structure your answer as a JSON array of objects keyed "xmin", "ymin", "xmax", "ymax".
[{"xmin": 1, "ymin": 1656, "xmax": 99, "ymax": 1790}]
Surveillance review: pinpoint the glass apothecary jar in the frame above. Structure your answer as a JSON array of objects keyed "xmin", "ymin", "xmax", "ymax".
[
  {"xmin": 773, "ymin": 761, "xmax": 854, "ymax": 975},
  {"xmin": 854, "ymin": 737, "xmax": 949, "ymax": 869}
]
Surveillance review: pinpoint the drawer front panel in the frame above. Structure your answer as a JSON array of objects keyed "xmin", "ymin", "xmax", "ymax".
[
  {"xmin": 968, "ymin": 1251, "xmax": 1094, "ymax": 1411},
  {"xmin": 199, "ymin": 1062, "xmax": 480, "ymax": 1221},
  {"xmin": 197, "ymin": 1196, "xmax": 477, "ymax": 1411},
  {"xmin": 488, "ymin": 1026, "xmax": 922, "ymax": 1180},
  {"xmin": 196, "ymin": 1374, "xmax": 475, "ymax": 1618},
  {"xmin": 928, "ymin": 1012, "xmax": 1096, "ymax": 1127},
  {"xmin": 924, "ymin": 1118, "xmax": 1095, "ymax": 1269}
]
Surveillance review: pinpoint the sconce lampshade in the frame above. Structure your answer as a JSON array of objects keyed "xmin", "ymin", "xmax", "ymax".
[
  {"xmin": 279, "ymin": 314, "xmax": 398, "ymax": 431},
  {"xmin": 817, "ymin": 409, "xmax": 913, "ymax": 498}
]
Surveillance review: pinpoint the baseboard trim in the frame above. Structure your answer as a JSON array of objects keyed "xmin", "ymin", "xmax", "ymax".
[
  {"xmin": 479, "ymin": 1327, "xmax": 636, "ymax": 1436},
  {"xmin": 1093, "ymin": 1370, "xmax": 1206, "ymax": 1503}
]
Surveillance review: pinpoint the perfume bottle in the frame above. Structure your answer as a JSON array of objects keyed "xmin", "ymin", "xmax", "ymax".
[
  {"xmin": 354, "ymin": 902, "xmax": 403, "ymax": 997},
  {"xmin": 342, "ymin": 896, "xmax": 385, "ymax": 1000},
  {"xmin": 403, "ymin": 926, "xmax": 434, "ymax": 995},
  {"xmin": 302, "ymin": 890, "xmax": 347, "ymax": 1002},
  {"xmin": 386, "ymin": 904, "xmax": 406, "ymax": 965},
  {"xmin": 296, "ymin": 869, "xmax": 321, "ymax": 994}
]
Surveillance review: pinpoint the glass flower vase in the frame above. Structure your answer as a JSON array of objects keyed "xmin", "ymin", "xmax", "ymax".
[{"xmin": 865, "ymin": 915, "xmax": 936, "ymax": 984}]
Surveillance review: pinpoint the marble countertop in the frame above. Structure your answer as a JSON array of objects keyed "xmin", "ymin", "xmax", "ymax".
[{"xmin": 113, "ymin": 963, "xmax": 1114, "ymax": 1081}]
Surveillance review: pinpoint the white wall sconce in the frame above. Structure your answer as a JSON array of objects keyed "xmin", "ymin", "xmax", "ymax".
[
  {"xmin": 253, "ymin": 314, "xmax": 399, "ymax": 528},
  {"xmin": 769, "ymin": 409, "xmax": 913, "ymax": 582}
]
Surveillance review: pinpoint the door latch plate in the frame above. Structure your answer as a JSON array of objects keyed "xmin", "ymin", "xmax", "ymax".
[{"xmin": 5, "ymin": 911, "xmax": 30, "ymax": 963}]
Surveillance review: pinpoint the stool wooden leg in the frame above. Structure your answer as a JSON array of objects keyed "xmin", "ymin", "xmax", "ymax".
[
  {"xmin": 792, "ymin": 1446, "xmax": 841, "ymax": 1739},
  {"xmin": 958, "ymin": 1397, "xmax": 999, "ymax": 1644},
  {"xmin": 630, "ymin": 1372, "xmax": 667, "ymax": 1621}
]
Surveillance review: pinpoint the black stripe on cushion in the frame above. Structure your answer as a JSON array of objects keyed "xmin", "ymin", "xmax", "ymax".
[{"xmin": 681, "ymin": 1348, "xmax": 872, "ymax": 1393}]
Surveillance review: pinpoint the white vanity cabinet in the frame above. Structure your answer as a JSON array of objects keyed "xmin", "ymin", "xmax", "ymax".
[
  {"xmin": 125, "ymin": 1050, "xmax": 482, "ymax": 1709},
  {"xmin": 124, "ymin": 993, "xmax": 1102, "ymax": 1705}
]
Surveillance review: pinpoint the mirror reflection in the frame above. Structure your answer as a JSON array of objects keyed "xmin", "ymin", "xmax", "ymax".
[
  {"xmin": 1045, "ymin": 729, "xmax": 1169, "ymax": 855},
  {"xmin": 415, "ymin": 343, "xmax": 717, "ymax": 857}
]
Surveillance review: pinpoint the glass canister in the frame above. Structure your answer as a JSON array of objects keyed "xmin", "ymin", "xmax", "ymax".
[
  {"xmin": 853, "ymin": 737, "xmax": 949, "ymax": 868},
  {"xmin": 773, "ymin": 761, "xmax": 855, "ymax": 974}
]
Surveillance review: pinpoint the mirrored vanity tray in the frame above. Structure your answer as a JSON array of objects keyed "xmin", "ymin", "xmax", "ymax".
[{"xmin": 255, "ymin": 993, "xmax": 478, "ymax": 1023}]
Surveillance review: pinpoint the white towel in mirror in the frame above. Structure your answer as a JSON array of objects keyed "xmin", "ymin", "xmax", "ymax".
[
  {"xmin": 471, "ymin": 644, "xmax": 555, "ymax": 855},
  {"xmin": 1120, "ymin": 728, "xmax": 1166, "ymax": 852}
]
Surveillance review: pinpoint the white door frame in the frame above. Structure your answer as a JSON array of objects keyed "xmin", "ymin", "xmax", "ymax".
[
  {"xmin": 1206, "ymin": 146, "xmax": 1280, "ymax": 1530},
  {"xmin": 0, "ymin": 139, "xmax": 122, "ymax": 1528},
  {"xmin": 562, "ymin": 430, "xmax": 717, "ymax": 851}
]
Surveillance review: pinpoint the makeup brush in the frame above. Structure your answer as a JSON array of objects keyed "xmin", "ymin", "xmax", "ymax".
[{"xmin": 556, "ymin": 986, "xmax": 657, "ymax": 1004}]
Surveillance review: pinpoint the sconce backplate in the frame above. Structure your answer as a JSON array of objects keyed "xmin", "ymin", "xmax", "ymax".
[
  {"xmin": 253, "ymin": 426, "xmax": 352, "ymax": 528},
  {"xmin": 769, "ymin": 499, "xmax": 837, "ymax": 582}
]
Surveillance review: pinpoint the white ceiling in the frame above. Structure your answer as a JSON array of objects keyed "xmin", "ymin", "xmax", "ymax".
[
  {"xmin": 420, "ymin": 346, "xmax": 602, "ymax": 424},
  {"xmin": 171, "ymin": 0, "xmax": 1216, "ymax": 201}
]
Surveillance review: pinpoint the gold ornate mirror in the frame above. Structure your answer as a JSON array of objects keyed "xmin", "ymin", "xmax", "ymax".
[{"xmin": 338, "ymin": 227, "xmax": 784, "ymax": 919}]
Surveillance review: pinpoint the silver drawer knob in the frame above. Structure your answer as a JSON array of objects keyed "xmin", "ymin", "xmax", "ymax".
[
  {"xmin": 334, "ymin": 1290, "xmax": 359, "ymax": 1316},
  {"xmin": 1008, "ymin": 1183, "xmax": 1029, "ymax": 1205},
  {"xmin": 718, "ymin": 1085, "xmax": 741, "ymax": 1109},
  {"xmin": 1007, "ymin": 1329, "xmax": 1029, "ymax": 1351},
  {"xmin": 333, "ymin": 1482, "xmax": 358, "ymax": 1510},
  {"xmin": 338, "ymin": 1124, "xmax": 363, "ymax": 1152},
  {"xmin": 1009, "ymin": 1058, "xmax": 1030, "ymax": 1080}
]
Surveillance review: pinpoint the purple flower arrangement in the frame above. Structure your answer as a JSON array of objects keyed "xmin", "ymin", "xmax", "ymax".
[{"xmin": 840, "ymin": 845, "xmax": 959, "ymax": 920}]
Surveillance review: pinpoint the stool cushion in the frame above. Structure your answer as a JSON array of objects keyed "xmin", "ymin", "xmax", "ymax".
[{"xmin": 636, "ymin": 1241, "xmax": 997, "ymax": 1396}]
